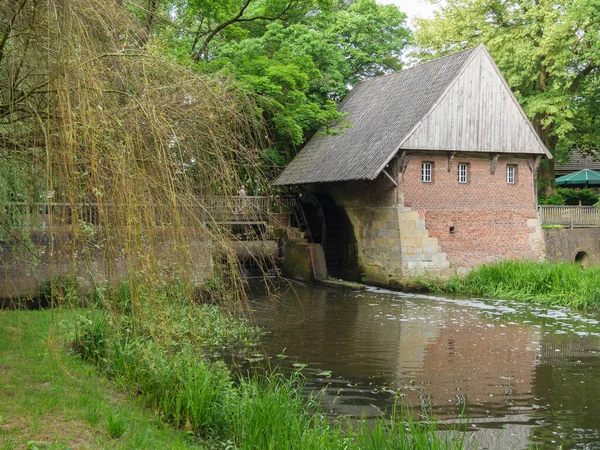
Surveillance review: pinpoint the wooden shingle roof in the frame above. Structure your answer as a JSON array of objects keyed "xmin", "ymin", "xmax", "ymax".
[
  {"xmin": 274, "ymin": 45, "xmax": 550, "ymax": 186},
  {"xmin": 555, "ymin": 151, "xmax": 600, "ymax": 176}
]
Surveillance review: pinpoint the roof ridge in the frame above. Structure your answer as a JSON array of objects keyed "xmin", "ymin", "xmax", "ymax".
[{"xmin": 355, "ymin": 45, "xmax": 478, "ymax": 86}]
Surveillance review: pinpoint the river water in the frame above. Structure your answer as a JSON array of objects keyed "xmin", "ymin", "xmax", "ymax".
[{"xmin": 243, "ymin": 282, "xmax": 600, "ymax": 449}]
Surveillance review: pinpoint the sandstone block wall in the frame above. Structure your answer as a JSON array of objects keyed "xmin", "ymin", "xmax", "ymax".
[
  {"xmin": 344, "ymin": 207, "xmax": 404, "ymax": 285},
  {"xmin": 397, "ymin": 209, "xmax": 451, "ymax": 277},
  {"xmin": 343, "ymin": 206, "xmax": 451, "ymax": 285}
]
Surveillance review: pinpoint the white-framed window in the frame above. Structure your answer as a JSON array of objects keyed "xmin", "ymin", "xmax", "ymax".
[
  {"xmin": 506, "ymin": 165, "xmax": 516, "ymax": 184},
  {"xmin": 458, "ymin": 163, "xmax": 468, "ymax": 184},
  {"xmin": 422, "ymin": 162, "xmax": 433, "ymax": 183}
]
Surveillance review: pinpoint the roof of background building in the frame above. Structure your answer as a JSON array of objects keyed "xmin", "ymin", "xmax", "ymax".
[{"xmin": 555, "ymin": 151, "xmax": 600, "ymax": 176}]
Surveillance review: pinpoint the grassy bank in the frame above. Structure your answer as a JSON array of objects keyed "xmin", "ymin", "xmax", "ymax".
[
  {"xmin": 0, "ymin": 308, "xmax": 203, "ymax": 449},
  {"xmin": 71, "ymin": 283, "xmax": 466, "ymax": 449},
  {"xmin": 416, "ymin": 261, "xmax": 600, "ymax": 308},
  {"xmin": 0, "ymin": 277, "xmax": 466, "ymax": 449}
]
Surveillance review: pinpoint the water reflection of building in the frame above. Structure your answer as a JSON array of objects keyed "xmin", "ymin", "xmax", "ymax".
[
  {"xmin": 253, "ymin": 285, "xmax": 600, "ymax": 449},
  {"xmin": 394, "ymin": 309, "xmax": 540, "ymax": 419},
  {"xmin": 260, "ymin": 286, "xmax": 541, "ymax": 417}
]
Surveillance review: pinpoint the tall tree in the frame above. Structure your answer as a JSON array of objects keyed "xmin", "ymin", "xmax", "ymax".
[
  {"xmin": 154, "ymin": 0, "xmax": 411, "ymax": 173},
  {"xmin": 414, "ymin": 0, "xmax": 600, "ymax": 195}
]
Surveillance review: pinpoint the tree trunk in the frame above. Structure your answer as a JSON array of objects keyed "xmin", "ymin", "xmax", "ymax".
[
  {"xmin": 533, "ymin": 113, "xmax": 558, "ymax": 197},
  {"xmin": 538, "ymin": 158, "xmax": 555, "ymax": 197},
  {"xmin": 139, "ymin": 0, "xmax": 159, "ymax": 46}
]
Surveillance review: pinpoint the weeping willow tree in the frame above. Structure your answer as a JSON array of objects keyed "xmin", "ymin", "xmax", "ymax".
[{"xmin": 0, "ymin": 0, "xmax": 268, "ymax": 305}]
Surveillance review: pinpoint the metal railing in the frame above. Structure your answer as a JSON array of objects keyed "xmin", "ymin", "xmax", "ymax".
[
  {"xmin": 0, "ymin": 196, "xmax": 295, "ymax": 231},
  {"xmin": 539, "ymin": 205, "xmax": 600, "ymax": 228}
]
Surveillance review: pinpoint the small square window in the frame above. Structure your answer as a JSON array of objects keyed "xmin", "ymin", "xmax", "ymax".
[
  {"xmin": 507, "ymin": 165, "xmax": 516, "ymax": 184},
  {"xmin": 458, "ymin": 163, "xmax": 468, "ymax": 184},
  {"xmin": 422, "ymin": 162, "xmax": 433, "ymax": 183}
]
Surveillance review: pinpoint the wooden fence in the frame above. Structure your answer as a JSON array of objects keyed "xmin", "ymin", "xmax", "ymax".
[
  {"xmin": 1, "ymin": 196, "xmax": 295, "ymax": 231},
  {"xmin": 538, "ymin": 205, "xmax": 600, "ymax": 228}
]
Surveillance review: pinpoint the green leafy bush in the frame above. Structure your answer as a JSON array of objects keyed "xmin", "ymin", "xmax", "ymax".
[
  {"xmin": 538, "ymin": 193, "xmax": 566, "ymax": 205},
  {"xmin": 557, "ymin": 188, "xmax": 599, "ymax": 205},
  {"xmin": 539, "ymin": 188, "xmax": 599, "ymax": 206}
]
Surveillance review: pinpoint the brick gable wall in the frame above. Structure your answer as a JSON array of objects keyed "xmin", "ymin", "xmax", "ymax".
[{"xmin": 401, "ymin": 152, "xmax": 543, "ymax": 268}]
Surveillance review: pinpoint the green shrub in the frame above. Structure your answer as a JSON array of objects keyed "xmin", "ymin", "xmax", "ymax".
[
  {"xmin": 557, "ymin": 188, "xmax": 599, "ymax": 205},
  {"xmin": 39, "ymin": 275, "xmax": 82, "ymax": 307},
  {"xmin": 538, "ymin": 193, "xmax": 566, "ymax": 205}
]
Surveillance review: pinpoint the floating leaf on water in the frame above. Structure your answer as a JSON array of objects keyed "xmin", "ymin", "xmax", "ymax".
[
  {"xmin": 292, "ymin": 363, "xmax": 308, "ymax": 370},
  {"xmin": 316, "ymin": 370, "xmax": 332, "ymax": 378},
  {"xmin": 277, "ymin": 354, "xmax": 288, "ymax": 359}
]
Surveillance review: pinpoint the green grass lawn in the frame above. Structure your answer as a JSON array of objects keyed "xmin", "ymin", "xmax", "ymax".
[{"xmin": 0, "ymin": 308, "xmax": 202, "ymax": 450}]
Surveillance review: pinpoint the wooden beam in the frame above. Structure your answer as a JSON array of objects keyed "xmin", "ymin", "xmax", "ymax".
[
  {"xmin": 397, "ymin": 151, "xmax": 408, "ymax": 173},
  {"xmin": 382, "ymin": 168, "xmax": 398, "ymax": 187},
  {"xmin": 447, "ymin": 152, "xmax": 456, "ymax": 172},
  {"xmin": 490, "ymin": 153, "xmax": 500, "ymax": 174},
  {"xmin": 527, "ymin": 155, "xmax": 542, "ymax": 174}
]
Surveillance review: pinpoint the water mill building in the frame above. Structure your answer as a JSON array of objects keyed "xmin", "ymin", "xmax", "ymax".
[{"xmin": 274, "ymin": 44, "xmax": 552, "ymax": 286}]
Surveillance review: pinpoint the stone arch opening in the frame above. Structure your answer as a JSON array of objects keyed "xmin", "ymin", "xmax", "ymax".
[
  {"xmin": 574, "ymin": 249, "xmax": 589, "ymax": 268},
  {"xmin": 295, "ymin": 193, "xmax": 357, "ymax": 278}
]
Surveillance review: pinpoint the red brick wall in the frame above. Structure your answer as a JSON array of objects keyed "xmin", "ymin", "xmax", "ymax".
[{"xmin": 401, "ymin": 152, "xmax": 540, "ymax": 268}]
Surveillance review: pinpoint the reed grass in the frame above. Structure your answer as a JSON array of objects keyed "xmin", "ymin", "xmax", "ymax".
[
  {"xmin": 443, "ymin": 261, "xmax": 600, "ymax": 308},
  {"xmin": 72, "ymin": 286, "xmax": 466, "ymax": 450}
]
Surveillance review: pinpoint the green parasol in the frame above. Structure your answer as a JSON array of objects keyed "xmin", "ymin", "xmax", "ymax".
[{"xmin": 555, "ymin": 169, "xmax": 600, "ymax": 187}]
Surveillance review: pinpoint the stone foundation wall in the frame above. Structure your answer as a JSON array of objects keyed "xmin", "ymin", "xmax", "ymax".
[
  {"xmin": 544, "ymin": 228, "xmax": 600, "ymax": 265},
  {"xmin": 344, "ymin": 206, "xmax": 451, "ymax": 285},
  {"xmin": 397, "ymin": 209, "xmax": 451, "ymax": 277},
  {"xmin": 0, "ymin": 230, "xmax": 214, "ymax": 299},
  {"xmin": 280, "ymin": 239, "xmax": 327, "ymax": 282},
  {"xmin": 345, "ymin": 207, "xmax": 404, "ymax": 285}
]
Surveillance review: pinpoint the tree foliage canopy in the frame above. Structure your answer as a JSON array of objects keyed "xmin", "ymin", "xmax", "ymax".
[
  {"xmin": 0, "ymin": 0, "xmax": 265, "ymax": 248},
  {"xmin": 414, "ymin": 0, "xmax": 600, "ymax": 165},
  {"xmin": 155, "ymin": 0, "xmax": 411, "ymax": 165}
]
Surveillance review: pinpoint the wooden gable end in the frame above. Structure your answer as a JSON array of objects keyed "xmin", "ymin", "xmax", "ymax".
[{"xmin": 399, "ymin": 46, "xmax": 550, "ymax": 157}]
